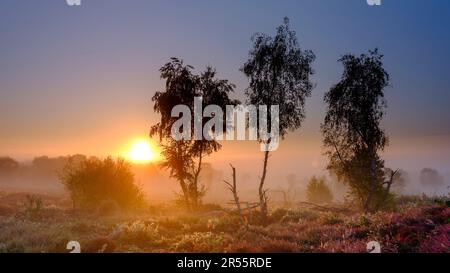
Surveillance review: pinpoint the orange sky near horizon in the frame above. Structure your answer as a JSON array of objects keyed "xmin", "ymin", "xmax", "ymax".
[{"xmin": 1, "ymin": 1, "xmax": 450, "ymax": 180}]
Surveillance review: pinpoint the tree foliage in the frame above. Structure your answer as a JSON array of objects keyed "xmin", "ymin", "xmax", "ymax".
[
  {"xmin": 0, "ymin": 157, "xmax": 19, "ymax": 174},
  {"xmin": 150, "ymin": 58, "xmax": 237, "ymax": 209},
  {"xmin": 59, "ymin": 157, "xmax": 144, "ymax": 210},
  {"xmin": 321, "ymin": 49, "xmax": 393, "ymax": 213},
  {"xmin": 420, "ymin": 168, "xmax": 445, "ymax": 188},
  {"xmin": 241, "ymin": 17, "xmax": 315, "ymax": 217}
]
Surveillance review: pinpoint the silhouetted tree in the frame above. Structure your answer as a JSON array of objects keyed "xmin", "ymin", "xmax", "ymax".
[
  {"xmin": 0, "ymin": 157, "xmax": 19, "ymax": 175},
  {"xmin": 420, "ymin": 168, "xmax": 445, "ymax": 188},
  {"xmin": 322, "ymin": 49, "xmax": 391, "ymax": 213},
  {"xmin": 241, "ymin": 17, "xmax": 315, "ymax": 218},
  {"xmin": 151, "ymin": 58, "xmax": 237, "ymax": 209},
  {"xmin": 150, "ymin": 58, "xmax": 197, "ymax": 209},
  {"xmin": 31, "ymin": 155, "xmax": 68, "ymax": 176}
]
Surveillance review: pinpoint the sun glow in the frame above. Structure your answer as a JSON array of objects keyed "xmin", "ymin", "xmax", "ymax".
[{"xmin": 127, "ymin": 139, "xmax": 160, "ymax": 163}]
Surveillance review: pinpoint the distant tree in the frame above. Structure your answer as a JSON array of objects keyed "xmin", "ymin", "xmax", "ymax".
[
  {"xmin": 322, "ymin": 49, "xmax": 392, "ymax": 213},
  {"xmin": 59, "ymin": 157, "xmax": 144, "ymax": 210},
  {"xmin": 32, "ymin": 155, "xmax": 67, "ymax": 175},
  {"xmin": 151, "ymin": 58, "xmax": 237, "ymax": 210},
  {"xmin": 420, "ymin": 168, "xmax": 445, "ymax": 188},
  {"xmin": 0, "ymin": 157, "xmax": 19, "ymax": 174},
  {"xmin": 241, "ymin": 17, "xmax": 315, "ymax": 218},
  {"xmin": 306, "ymin": 176, "xmax": 333, "ymax": 204}
]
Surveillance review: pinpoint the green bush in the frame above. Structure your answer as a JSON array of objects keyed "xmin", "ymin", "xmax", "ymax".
[
  {"xmin": 306, "ymin": 176, "xmax": 333, "ymax": 204},
  {"xmin": 59, "ymin": 157, "xmax": 144, "ymax": 210}
]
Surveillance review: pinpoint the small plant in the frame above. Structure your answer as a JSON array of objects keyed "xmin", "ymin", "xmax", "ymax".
[
  {"xmin": 322, "ymin": 213, "xmax": 344, "ymax": 225},
  {"xmin": 270, "ymin": 208, "xmax": 290, "ymax": 223},
  {"xmin": 173, "ymin": 232, "xmax": 224, "ymax": 252},
  {"xmin": 116, "ymin": 221, "xmax": 163, "ymax": 248},
  {"xmin": 357, "ymin": 215, "xmax": 372, "ymax": 227},
  {"xmin": 23, "ymin": 195, "xmax": 43, "ymax": 219},
  {"xmin": 281, "ymin": 209, "xmax": 319, "ymax": 223}
]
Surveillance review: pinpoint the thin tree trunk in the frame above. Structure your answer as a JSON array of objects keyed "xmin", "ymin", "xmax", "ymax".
[
  {"xmin": 224, "ymin": 164, "xmax": 245, "ymax": 224},
  {"xmin": 176, "ymin": 141, "xmax": 191, "ymax": 210},
  {"xmin": 364, "ymin": 151, "xmax": 376, "ymax": 214},
  {"xmin": 259, "ymin": 150, "xmax": 270, "ymax": 218},
  {"xmin": 377, "ymin": 169, "xmax": 398, "ymax": 210},
  {"xmin": 179, "ymin": 179, "xmax": 190, "ymax": 210},
  {"xmin": 193, "ymin": 144, "xmax": 203, "ymax": 209}
]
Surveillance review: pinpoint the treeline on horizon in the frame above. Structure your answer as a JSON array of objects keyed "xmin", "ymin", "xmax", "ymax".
[{"xmin": 0, "ymin": 154, "xmax": 448, "ymax": 203}]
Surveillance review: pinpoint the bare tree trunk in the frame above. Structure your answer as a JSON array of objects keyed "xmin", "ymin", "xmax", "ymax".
[
  {"xmin": 377, "ymin": 169, "xmax": 398, "ymax": 210},
  {"xmin": 259, "ymin": 150, "xmax": 270, "ymax": 219},
  {"xmin": 176, "ymin": 141, "xmax": 191, "ymax": 211},
  {"xmin": 224, "ymin": 164, "xmax": 244, "ymax": 224},
  {"xmin": 384, "ymin": 171, "xmax": 395, "ymax": 196},
  {"xmin": 364, "ymin": 151, "xmax": 376, "ymax": 214},
  {"xmin": 192, "ymin": 147, "xmax": 203, "ymax": 209},
  {"xmin": 179, "ymin": 179, "xmax": 191, "ymax": 211}
]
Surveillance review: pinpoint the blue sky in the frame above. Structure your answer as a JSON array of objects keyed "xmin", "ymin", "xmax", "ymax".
[{"xmin": 1, "ymin": 0, "xmax": 449, "ymax": 169}]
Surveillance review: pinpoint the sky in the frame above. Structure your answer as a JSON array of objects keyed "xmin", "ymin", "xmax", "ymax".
[{"xmin": 0, "ymin": 0, "xmax": 450, "ymax": 179}]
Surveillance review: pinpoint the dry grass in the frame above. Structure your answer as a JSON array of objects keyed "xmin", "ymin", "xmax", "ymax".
[{"xmin": 0, "ymin": 191, "xmax": 448, "ymax": 253}]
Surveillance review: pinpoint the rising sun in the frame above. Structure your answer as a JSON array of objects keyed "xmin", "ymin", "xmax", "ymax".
[{"xmin": 127, "ymin": 139, "xmax": 160, "ymax": 163}]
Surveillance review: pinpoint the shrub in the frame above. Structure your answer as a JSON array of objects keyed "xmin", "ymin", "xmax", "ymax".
[
  {"xmin": 59, "ymin": 157, "xmax": 144, "ymax": 210},
  {"xmin": 259, "ymin": 239, "xmax": 300, "ymax": 253},
  {"xmin": 418, "ymin": 224, "xmax": 450, "ymax": 253},
  {"xmin": 270, "ymin": 208, "xmax": 290, "ymax": 223},
  {"xmin": 22, "ymin": 195, "xmax": 43, "ymax": 219},
  {"xmin": 206, "ymin": 216, "xmax": 242, "ymax": 233},
  {"xmin": 281, "ymin": 209, "xmax": 319, "ymax": 223},
  {"xmin": 116, "ymin": 221, "xmax": 163, "ymax": 247},
  {"xmin": 322, "ymin": 213, "xmax": 344, "ymax": 225},
  {"xmin": 173, "ymin": 232, "xmax": 224, "ymax": 252},
  {"xmin": 306, "ymin": 176, "xmax": 333, "ymax": 204}
]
